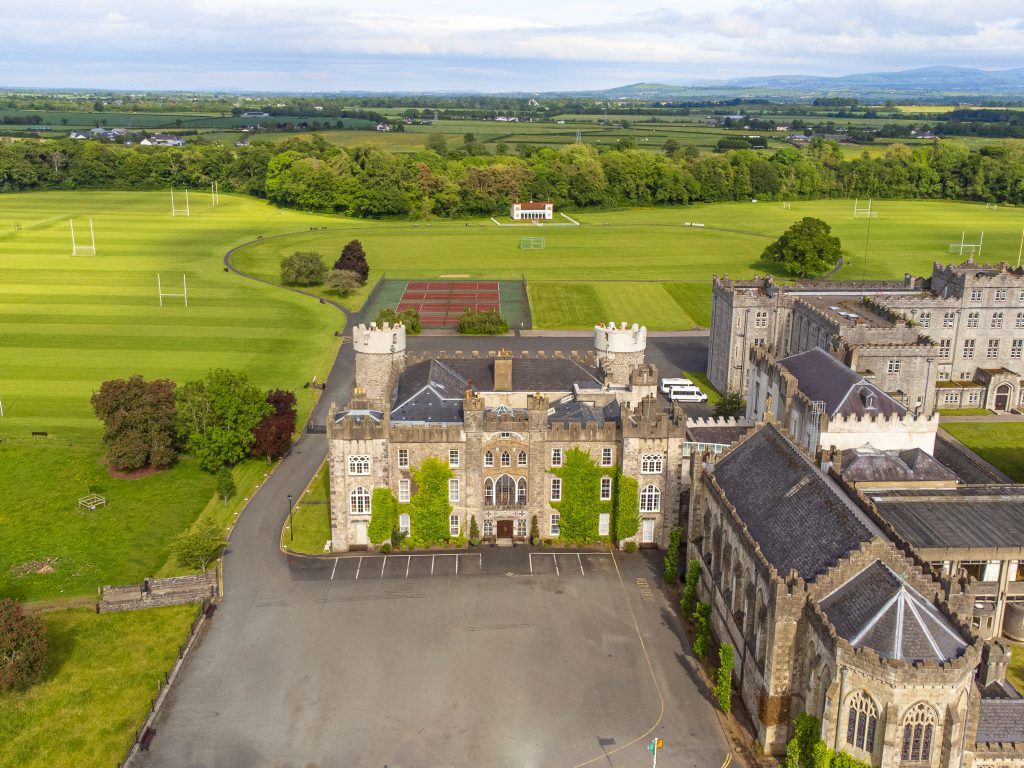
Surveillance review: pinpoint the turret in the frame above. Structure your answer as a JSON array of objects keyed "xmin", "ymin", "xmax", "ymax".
[
  {"xmin": 594, "ymin": 322, "xmax": 647, "ymax": 386},
  {"xmin": 353, "ymin": 322, "xmax": 406, "ymax": 406}
]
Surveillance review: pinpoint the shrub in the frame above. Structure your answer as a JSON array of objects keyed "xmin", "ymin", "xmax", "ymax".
[
  {"xmin": 468, "ymin": 514, "xmax": 480, "ymax": 546},
  {"xmin": 681, "ymin": 559, "xmax": 701, "ymax": 617},
  {"xmin": 380, "ymin": 542, "xmax": 392, "ymax": 554},
  {"xmin": 529, "ymin": 514, "xmax": 539, "ymax": 543},
  {"xmin": 693, "ymin": 601, "xmax": 711, "ymax": 661},
  {"xmin": 623, "ymin": 541, "xmax": 638, "ymax": 553},
  {"xmin": 714, "ymin": 390, "xmax": 746, "ymax": 419},
  {"xmin": 376, "ymin": 307, "xmax": 421, "ymax": 335},
  {"xmin": 368, "ymin": 489, "xmax": 398, "ymax": 544},
  {"xmin": 664, "ymin": 527, "xmax": 683, "ymax": 583},
  {"xmin": 714, "ymin": 643, "xmax": 734, "ymax": 713},
  {"xmin": 280, "ymin": 251, "xmax": 327, "ymax": 286},
  {"xmin": 0, "ymin": 599, "xmax": 47, "ymax": 692},
  {"xmin": 457, "ymin": 308, "xmax": 508, "ymax": 335},
  {"xmin": 784, "ymin": 712, "xmax": 870, "ymax": 768}
]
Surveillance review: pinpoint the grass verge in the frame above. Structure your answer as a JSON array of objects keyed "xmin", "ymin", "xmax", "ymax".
[
  {"xmin": 942, "ymin": 423, "xmax": 1024, "ymax": 482},
  {"xmin": 0, "ymin": 605, "xmax": 198, "ymax": 768},
  {"xmin": 281, "ymin": 460, "xmax": 332, "ymax": 555}
]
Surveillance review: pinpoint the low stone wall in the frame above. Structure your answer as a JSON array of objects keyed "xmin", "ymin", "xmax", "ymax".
[{"xmin": 99, "ymin": 572, "xmax": 218, "ymax": 613}]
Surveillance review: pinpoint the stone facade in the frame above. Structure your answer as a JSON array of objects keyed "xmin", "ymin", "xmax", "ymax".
[
  {"xmin": 709, "ymin": 260, "xmax": 1024, "ymax": 414},
  {"xmin": 328, "ymin": 324, "xmax": 687, "ymax": 552}
]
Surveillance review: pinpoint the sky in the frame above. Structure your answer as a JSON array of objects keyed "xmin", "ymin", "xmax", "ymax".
[{"xmin": 2, "ymin": 0, "xmax": 1023, "ymax": 92}]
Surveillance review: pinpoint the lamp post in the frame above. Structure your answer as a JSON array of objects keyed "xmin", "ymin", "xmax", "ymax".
[{"xmin": 288, "ymin": 494, "xmax": 294, "ymax": 542}]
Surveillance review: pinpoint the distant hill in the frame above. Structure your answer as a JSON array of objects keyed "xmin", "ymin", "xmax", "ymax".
[{"xmin": 595, "ymin": 67, "xmax": 1024, "ymax": 101}]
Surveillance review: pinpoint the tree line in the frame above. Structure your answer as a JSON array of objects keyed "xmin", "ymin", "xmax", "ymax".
[{"xmin": 2, "ymin": 134, "xmax": 1024, "ymax": 214}]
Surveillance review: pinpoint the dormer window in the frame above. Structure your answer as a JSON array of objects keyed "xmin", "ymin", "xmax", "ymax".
[{"xmin": 859, "ymin": 387, "xmax": 877, "ymax": 410}]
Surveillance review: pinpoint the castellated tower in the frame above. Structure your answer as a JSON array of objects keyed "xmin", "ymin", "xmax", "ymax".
[
  {"xmin": 594, "ymin": 322, "xmax": 647, "ymax": 386},
  {"xmin": 352, "ymin": 321, "xmax": 406, "ymax": 406}
]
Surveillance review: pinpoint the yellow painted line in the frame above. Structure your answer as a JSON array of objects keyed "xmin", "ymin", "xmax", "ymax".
[
  {"xmin": 721, "ymin": 750, "xmax": 733, "ymax": 768},
  {"xmin": 571, "ymin": 548, "xmax": 665, "ymax": 768}
]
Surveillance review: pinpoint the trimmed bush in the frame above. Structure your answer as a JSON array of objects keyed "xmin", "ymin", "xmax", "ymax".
[
  {"xmin": 468, "ymin": 514, "xmax": 480, "ymax": 546},
  {"xmin": 623, "ymin": 541, "xmax": 638, "ymax": 553},
  {"xmin": 693, "ymin": 601, "xmax": 711, "ymax": 661},
  {"xmin": 376, "ymin": 307, "xmax": 421, "ymax": 335},
  {"xmin": 681, "ymin": 559, "xmax": 700, "ymax": 617},
  {"xmin": 714, "ymin": 643, "xmax": 734, "ymax": 713},
  {"xmin": 664, "ymin": 526, "xmax": 683, "ymax": 583},
  {"xmin": 457, "ymin": 308, "xmax": 508, "ymax": 335}
]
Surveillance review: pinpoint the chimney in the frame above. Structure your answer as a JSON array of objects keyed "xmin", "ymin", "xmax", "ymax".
[
  {"xmin": 494, "ymin": 349, "xmax": 513, "ymax": 392},
  {"xmin": 979, "ymin": 640, "xmax": 1011, "ymax": 688}
]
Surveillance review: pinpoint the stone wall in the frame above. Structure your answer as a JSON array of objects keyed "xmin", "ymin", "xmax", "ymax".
[{"xmin": 99, "ymin": 572, "xmax": 217, "ymax": 613}]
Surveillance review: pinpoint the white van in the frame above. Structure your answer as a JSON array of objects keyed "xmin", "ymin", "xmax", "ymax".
[
  {"xmin": 668, "ymin": 385, "xmax": 708, "ymax": 403},
  {"xmin": 659, "ymin": 377, "xmax": 693, "ymax": 394}
]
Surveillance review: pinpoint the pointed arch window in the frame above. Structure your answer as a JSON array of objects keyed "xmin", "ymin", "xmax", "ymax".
[
  {"xmin": 517, "ymin": 477, "xmax": 527, "ymax": 505},
  {"xmin": 484, "ymin": 477, "xmax": 494, "ymax": 505},
  {"xmin": 484, "ymin": 451, "xmax": 494, "ymax": 468},
  {"xmin": 500, "ymin": 451, "xmax": 511, "ymax": 467},
  {"xmin": 495, "ymin": 474, "xmax": 516, "ymax": 506},
  {"xmin": 518, "ymin": 450, "xmax": 528, "ymax": 467},
  {"xmin": 846, "ymin": 691, "xmax": 879, "ymax": 754},
  {"xmin": 900, "ymin": 703, "xmax": 936, "ymax": 763}
]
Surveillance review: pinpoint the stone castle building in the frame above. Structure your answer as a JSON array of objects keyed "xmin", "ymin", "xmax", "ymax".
[
  {"xmin": 327, "ymin": 321, "xmax": 687, "ymax": 551},
  {"xmin": 687, "ymin": 418, "xmax": 1024, "ymax": 767},
  {"xmin": 709, "ymin": 260, "xmax": 1024, "ymax": 414}
]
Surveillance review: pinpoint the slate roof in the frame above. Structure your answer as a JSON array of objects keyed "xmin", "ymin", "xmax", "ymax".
[
  {"xmin": 687, "ymin": 423, "xmax": 752, "ymax": 446},
  {"xmin": 547, "ymin": 395, "xmax": 620, "ymax": 426},
  {"xmin": 389, "ymin": 356, "xmax": 604, "ymax": 424},
  {"xmin": 819, "ymin": 560, "xmax": 967, "ymax": 662},
  {"xmin": 779, "ymin": 348, "xmax": 907, "ymax": 418},
  {"xmin": 840, "ymin": 445, "xmax": 959, "ymax": 484},
  {"xmin": 976, "ymin": 696, "xmax": 1024, "ymax": 744},
  {"xmin": 711, "ymin": 423, "xmax": 874, "ymax": 580},
  {"xmin": 870, "ymin": 486, "xmax": 1024, "ymax": 553}
]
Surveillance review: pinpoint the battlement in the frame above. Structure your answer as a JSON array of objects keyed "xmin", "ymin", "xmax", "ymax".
[
  {"xmin": 629, "ymin": 363, "xmax": 660, "ymax": 387},
  {"xmin": 402, "ymin": 349, "xmax": 600, "ymax": 369},
  {"xmin": 352, "ymin": 321, "xmax": 406, "ymax": 354},
  {"xmin": 594, "ymin": 322, "xmax": 647, "ymax": 354}
]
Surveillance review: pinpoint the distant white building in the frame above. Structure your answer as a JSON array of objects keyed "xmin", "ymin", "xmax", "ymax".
[
  {"xmin": 140, "ymin": 134, "xmax": 185, "ymax": 147},
  {"xmin": 511, "ymin": 201, "xmax": 553, "ymax": 221}
]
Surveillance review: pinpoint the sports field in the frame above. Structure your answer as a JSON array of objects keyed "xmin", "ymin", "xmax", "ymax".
[{"xmin": 229, "ymin": 198, "xmax": 1024, "ymax": 330}]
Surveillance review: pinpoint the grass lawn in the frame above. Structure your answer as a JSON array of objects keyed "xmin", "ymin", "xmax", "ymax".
[
  {"xmin": 682, "ymin": 370, "xmax": 723, "ymax": 406},
  {"xmin": 941, "ymin": 423, "xmax": 1024, "ymax": 482},
  {"xmin": 938, "ymin": 408, "xmax": 992, "ymax": 416},
  {"xmin": 0, "ymin": 605, "xmax": 198, "ymax": 768},
  {"xmin": 228, "ymin": 199, "xmax": 1024, "ymax": 330},
  {"xmin": 281, "ymin": 460, "xmax": 332, "ymax": 555},
  {"xmin": 1009, "ymin": 642, "xmax": 1024, "ymax": 691}
]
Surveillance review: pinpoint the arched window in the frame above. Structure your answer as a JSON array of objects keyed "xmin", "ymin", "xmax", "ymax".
[
  {"xmin": 900, "ymin": 703, "xmax": 937, "ymax": 763},
  {"xmin": 484, "ymin": 451, "xmax": 494, "ymax": 468},
  {"xmin": 518, "ymin": 450, "xmax": 528, "ymax": 467},
  {"xmin": 517, "ymin": 477, "xmax": 527, "ymax": 505},
  {"xmin": 500, "ymin": 451, "xmax": 511, "ymax": 467},
  {"xmin": 846, "ymin": 691, "xmax": 879, "ymax": 754},
  {"xmin": 350, "ymin": 486, "xmax": 371, "ymax": 515},
  {"xmin": 398, "ymin": 513, "xmax": 411, "ymax": 535},
  {"xmin": 348, "ymin": 455, "xmax": 370, "ymax": 475},
  {"xmin": 484, "ymin": 478, "xmax": 494, "ymax": 505},
  {"xmin": 640, "ymin": 484, "xmax": 660, "ymax": 512},
  {"xmin": 495, "ymin": 474, "xmax": 516, "ymax": 506}
]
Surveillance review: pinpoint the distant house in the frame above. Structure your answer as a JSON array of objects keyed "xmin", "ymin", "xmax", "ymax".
[
  {"xmin": 140, "ymin": 134, "xmax": 185, "ymax": 147},
  {"xmin": 241, "ymin": 111, "xmax": 270, "ymax": 118},
  {"xmin": 375, "ymin": 123, "xmax": 392, "ymax": 132},
  {"xmin": 911, "ymin": 129, "xmax": 938, "ymax": 140},
  {"xmin": 69, "ymin": 130, "xmax": 91, "ymax": 140},
  {"xmin": 511, "ymin": 201, "xmax": 553, "ymax": 221}
]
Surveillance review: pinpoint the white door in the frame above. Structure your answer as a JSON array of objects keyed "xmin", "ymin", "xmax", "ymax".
[
  {"xmin": 641, "ymin": 518, "xmax": 655, "ymax": 544},
  {"xmin": 354, "ymin": 521, "xmax": 368, "ymax": 546}
]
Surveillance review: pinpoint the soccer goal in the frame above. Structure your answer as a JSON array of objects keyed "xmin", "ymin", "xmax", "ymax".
[
  {"xmin": 853, "ymin": 198, "xmax": 877, "ymax": 218},
  {"xmin": 70, "ymin": 217, "xmax": 96, "ymax": 256},
  {"xmin": 519, "ymin": 237, "xmax": 545, "ymax": 250}
]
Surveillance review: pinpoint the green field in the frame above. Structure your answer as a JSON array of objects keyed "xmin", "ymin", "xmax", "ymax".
[
  {"xmin": 0, "ymin": 605, "xmax": 198, "ymax": 768},
  {"xmin": 941, "ymin": 423, "xmax": 1024, "ymax": 482},
  {"xmin": 230, "ymin": 198, "xmax": 1024, "ymax": 329}
]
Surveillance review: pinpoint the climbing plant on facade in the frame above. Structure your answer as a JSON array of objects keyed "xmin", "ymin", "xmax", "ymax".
[
  {"xmin": 681, "ymin": 559, "xmax": 701, "ymax": 617},
  {"xmin": 407, "ymin": 457, "xmax": 454, "ymax": 545},
  {"xmin": 368, "ymin": 488, "xmax": 398, "ymax": 544},
  {"xmin": 547, "ymin": 448, "xmax": 613, "ymax": 544},
  {"xmin": 613, "ymin": 473, "xmax": 639, "ymax": 541}
]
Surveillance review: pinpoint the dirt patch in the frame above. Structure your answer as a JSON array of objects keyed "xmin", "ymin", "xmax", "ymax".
[
  {"xmin": 104, "ymin": 463, "xmax": 168, "ymax": 480},
  {"xmin": 10, "ymin": 558, "xmax": 59, "ymax": 576}
]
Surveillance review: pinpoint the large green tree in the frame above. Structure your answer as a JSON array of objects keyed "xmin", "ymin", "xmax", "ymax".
[
  {"xmin": 90, "ymin": 375, "xmax": 178, "ymax": 472},
  {"xmin": 280, "ymin": 251, "xmax": 327, "ymax": 286},
  {"xmin": 0, "ymin": 599, "xmax": 47, "ymax": 692},
  {"xmin": 761, "ymin": 216, "xmax": 842, "ymax": 277},
  {"xmin": 175, "ymin": 369, "xmax": 272, "ymax": 471}
]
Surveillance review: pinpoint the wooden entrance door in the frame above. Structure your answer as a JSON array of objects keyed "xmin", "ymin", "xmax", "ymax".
[
  {"xmin": 497, "ymin": 520, "xmax": 513, "ymax": 539},
  {"xmin": 995, "ymin": 384, "xmax": 1011, "ymax": 411}
]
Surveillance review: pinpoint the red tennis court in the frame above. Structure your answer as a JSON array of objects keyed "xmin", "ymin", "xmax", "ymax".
[{"xmin": 397, "ymin": 280, "xmax": 501, "ymax": 328}]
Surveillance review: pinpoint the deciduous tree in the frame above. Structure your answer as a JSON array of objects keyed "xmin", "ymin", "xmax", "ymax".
[
  {"xmin": 170, "ymin": 518, "xmax": 225, "ymax": 572},
  {"xmin": 0, "ymin": 598, "xmax": 47, "ymax": 692},
  {"xmin": 761, "ymin": 216, "xmax": 841, "ymax": 277},
  {"xmin": 90, "ymin": 375, "xmax": 177, "ymax": 472},
  {"xmin": 280, "ymin": 251, "xmax": 327, "ymax": 286},
  {"xmin": 333, "ymin": 240, "xmax": 369, "ymax": 283},
  {"xmin": 251, "ymin": 389, "xmax": 297, "ymax": 461}
]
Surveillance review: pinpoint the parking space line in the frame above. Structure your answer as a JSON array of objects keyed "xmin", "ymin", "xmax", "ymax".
[
  {"xmin": 355, "ymin": 556, "xmax": 362, "ymax": 580},
  {"xmin": 455, "ymin": 554, "xmax": 459, "ymax": 576},
  {"xmin": 577, "ymin": 552, "xmax": 585, "ymax": 576},
  {"xmin": 405, "ymin": 556, "xmax": 411, "ymax": 578},
  {"xmin": 431, "ymin": 555, "xmax": 435, "ymax": 575},
  {"xmin": 380, "ymin": 555, "xmax": 387, "ymax": 579},
  {"xmin": 554, "ymin": 554, "xmax": 560, "ymax": 576},
  {"xmin": 529, "ymin": 553, "xmax": 534, "ymax": 574},
  {"xmin": 330, "ymin": 558, "xmax": 339, "ymax": 581}
]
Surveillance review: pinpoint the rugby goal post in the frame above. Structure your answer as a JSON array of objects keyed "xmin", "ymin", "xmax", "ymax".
[
  {"xmin": 69, "ymin": 217, "xmax": 96, "ymax": 256},
  {"xmin": 519, "ymin": 237, "xmax": 545, "ymax": 249},
  {"xmin": 853, "ymin": 198, "xmax": 877, "ymax": 218},
  {"xmin": 171, "ymin": 188, "xmax": 190, "ymax": 217},
  {"xmin": 948, "ymin": 232, "xmax": 984, "ymax": 257},
  {"xmin": 157, "ymin": 273, "xmax": 188, "ymax": 306}
]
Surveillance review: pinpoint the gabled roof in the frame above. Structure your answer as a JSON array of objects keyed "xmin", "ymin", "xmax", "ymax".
[
  {"xmin": 977, "ymin": 681, "xmax": 1024, "ymax": 744},
  {"xmin": 547, "ymin": 395, "xmax": 620, "ymax": 426},
  {"xmin": 820, "ymin": 560, "xmax": 967, "ymax": 663},
  {"xmin": 515, "ymin": 201, "xmax": 552, "ymax": 210},
  {"xmin": 711, "ymin": 423, "xmax": 874, "ymax": 580},
  {"xmin": 779, "ymin": 348, "xmax": 906, "ymax": 418}
]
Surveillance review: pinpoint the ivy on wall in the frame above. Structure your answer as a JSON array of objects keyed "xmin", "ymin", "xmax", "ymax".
[
  {"xmin": 548, "ymin": 448, "xmax": 614, "ymax": 544},
  {"xmin": 613, "ymin": 474, "xmax": 639, "ymax": 541},
  {"xmin": 408, "ymin": 457, "xmax": 453, "ymax": 545},
  {"xmin": 368, "ymin": 488, "xmax": 398, "ymax": 544},
  {"xmin": 786, "ymin": 713, "xmax": 872, "ymax": 768}
]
